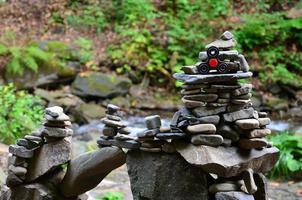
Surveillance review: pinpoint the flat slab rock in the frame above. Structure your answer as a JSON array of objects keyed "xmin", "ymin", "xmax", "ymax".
[
  {"xmin": 215, "ymin": 191, "xmax": 255, "ymax": 200},
  {"xmin": 26, "ymin": 138, "xmax": 72, "ymax": 182},
  {"xmin": 174, "ymin": 142, "xmax": 279, "ymax": 177},
  {"xmin": 173, "ymin": 72, "xmax": 253, "ymax": 84}
]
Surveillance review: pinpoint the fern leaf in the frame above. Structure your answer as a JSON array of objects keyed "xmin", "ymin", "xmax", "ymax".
[
  {"xmin": 0, "ymin": 43, "xmax": 8, "ymax": 55},
  {"xmin": 27, "ymin": 46, "xmax": 49, "ymax": 61},
  {"xmin": 7, "ymin": 57, "xmax": 23, "ymax": 75},
  {"xmin": 21, "ymin": 55, "xmax": 39, "ymax": 73}
]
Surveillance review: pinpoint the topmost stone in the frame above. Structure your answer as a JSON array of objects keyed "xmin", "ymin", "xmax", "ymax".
[
  {"xmin": 206, "ymin": 31, "xmax": 236, "ymax": 49},
  {"xmin": 45, "ymin": 106, "xmax": 63, "ymax": 118},
  {"xmin": 173, "ymin": 72, "xmax": 253, "ymax": 84}
]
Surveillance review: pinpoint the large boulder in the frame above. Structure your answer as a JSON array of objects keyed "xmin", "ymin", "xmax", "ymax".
[
  {"xmin": 174, "ymin": 142, "xmax": 279, "ymax": 178},
  {"xmin": 71, "ymin": 72, "xmax": 131, "ymax": 99},
  {"xmin": 126, "ymin": 150, "xmax": 209, "ymax": 200}
]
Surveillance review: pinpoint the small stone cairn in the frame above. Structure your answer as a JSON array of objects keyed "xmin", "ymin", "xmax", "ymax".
[
  {"xmin": 1, "ymin": 106, "xmax": 86, "ymax": 200},
  {"xmin": 98, "ymin": 31, "xmax": 279, "ymax": 200}
]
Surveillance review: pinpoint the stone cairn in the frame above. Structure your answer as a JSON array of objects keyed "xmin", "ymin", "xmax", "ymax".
[
  {"xmin": 0, "ymin": 106, "xmax": 85, "ymax": 200},
  {"xmin": 97, "ymin": 31, "xmax": 280, "ymax": 200}
]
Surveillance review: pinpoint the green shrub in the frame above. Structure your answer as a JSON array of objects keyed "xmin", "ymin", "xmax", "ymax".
[
  {"xmin": 101, "ymin": 192, "xmax": 124, "ymax": 200},
  {"xmin": 267, "ymin": 132, "xmax": 302, "ymax": 178},
  {"xmin": 0, "ymin": 84, "xmax": 44, "ymax": 144}
]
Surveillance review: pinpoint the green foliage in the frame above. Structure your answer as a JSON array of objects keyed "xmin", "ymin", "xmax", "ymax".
[
  {"xmin": 74, "ymin": 37, "xmax": 94, "ymax": 67},
  {"xmin": 100, "ymin": 192, "xmax": 124, "ymax": 200},
  {"xmin": 267, "ymin": 132, "xmax": 302, "ymax": 178},
  {"xmin": 0, "ymin": 84, "xmax": 44, "ymax": 144}
]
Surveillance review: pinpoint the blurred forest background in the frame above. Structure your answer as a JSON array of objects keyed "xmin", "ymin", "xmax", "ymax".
[{"xmin": 0, "ymin": 0, "xmax": 302, "ymax": 199}]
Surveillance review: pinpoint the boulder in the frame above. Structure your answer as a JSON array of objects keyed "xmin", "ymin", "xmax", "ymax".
[
  {"xmin": 126, "ymin": 150, "xmax": 208, "ymax": 200},
  {"xmin": 26, "ymin": 138, "xmax": 72, "ymax": 182},
  {"xmin": 174, "ymin": 142, "xmax": 279, "ymax": 177},
  {"xmin": 71, "ymin": 72, "xmax": 131, "ymax": 99}
]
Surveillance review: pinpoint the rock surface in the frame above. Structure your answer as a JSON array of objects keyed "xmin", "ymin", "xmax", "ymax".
[
  {"xmin": 126, "ymin": 150, "xmax": 208, "ymax": 200},
  {"xmin": 174, "ymin": 142, "xmax": 279, "ymax": 177},
  {"xmin": 215, "ymin": 191, "xmax": 255, "ymax": 200}
]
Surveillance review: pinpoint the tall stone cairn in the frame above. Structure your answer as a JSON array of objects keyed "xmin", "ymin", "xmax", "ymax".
[{"xmin": 98, "ymin": 31, "xmax": 280, "ymax": 200}]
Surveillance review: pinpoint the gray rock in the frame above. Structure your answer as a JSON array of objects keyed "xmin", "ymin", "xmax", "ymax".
[
  {"xmin": 137, "ymin": 129, "xmax": 158, "ymax": 137},
  {"xmin": 236, "ymin": 93, "xmax": 252, "ymax": 99},
  {"xmin": 43, "ymin": 120, "xmax": 71, "ymax": 128},
  {"xmin": 217, "ymin": 125, "xmax": 240, "ymax": 142},
  {"xmin": 6, "ymin": 172, "xmax": 23, "ymax": 187},
  {"xmin": 193, "ymin": 106, "xmax": 226, "ymax": 117},
  {"xmin": 60, "ymin": 147, "xmax": 126, "ymax": 197},
  {"xmin": 17, "ymin": 139, "xmax": 40, "ymax": 149},
  {"xmin": 211, "ymin": 84, "xmax": 241, "ymax": 90},
  {"xmin": 239, "ymin": 139, "xmax": 268, "ymax": 150},
  {"xmin": 8, "ymin": 165, "xmax": 27, "ymax": 176},
  {"xmin": 107, "ymin": 104, "xmax": 120, "ymax": 115},
  {"xmin": 161, "ymin": 143, "xmax": 176, "ymax": 153},
  {"xmin": 180, "ymin": 89, "xmax": 201, "ymax": 95},
  {"xmin": 8, "ymin": 156, "xmax": 26, "ymax": 167},
  {"xmin": 170, "ymin": 111, "xmax": 181, "ymax": 127},
  {"xmin": 222, "ymin": 138, "xmax": 232, "ymax": 147},
  {"xmin": 217, "ymin": 98, "xmax": 230, "ymax": 103},
  {"xmin": 118, "ymin": 127, "xmax": 131, "ymax": 135},
  {"xmin": 174, "ymin": 142, "xmax": 279, "ymax": 177},
  {"xmin": 184, "ymin": 94, "xmax": 218, "ymax": 102},
  {"xmin": 24, "ymin": 135, "xmax": 43, "ymax": 143},
  {"xmin": 227, "ymin": 103, "xmax": 252, "ymax": 112},
  {"xmin": 140, "ymin": 147, "xmax": 161, "ymax": 153},
  {"xmin": 198, "ymin": 115, "xmax": 220, "ymax": 125},
  {"xmin": 42, "ymin": 127, "xmax": 73, "ymax": 138},
  {"xmin": 102, "ymin": 126, "xmax": 117, "ymax": 137},
  {"xmin": 145, "ymin": 115, "xmax": 161, "ymax": 129},
  {"xmin": 45, "ymin": 112, "xmax": 70, "ymax": 122},
  {"xmin": 114, "ymin": 133, "xmax": 137, "ymax": 141},
  {"xmin": 182, "ymin": 65, "xmax": 198, "ymax": 74},
  {"xmin": 191, "ymin": 134, "xmax": 223, "ymax": 146},
  {"xmin": 206, "ymin": 37, "xmax": 236, "ymax": 49},
  {"xmin": 258, "ymin": 118, "xmax": 270, "ymax": 126},
  {"xmin": 126, "ymin": 150, "xmax": 208, "ymax": 200},
  {"xmin": 114, "ymin": 140, "xmax": 141, "ymax": 149},
  {"xmin": 106, "ymin": 114, "xmax": 121, "ymax": 121},
  {"xmin": 253, "ymin": 173, "xmax": 268, "ymax": 200},
  {"xmin": 209, "ymin": 183, "xmax": 240, "ymax": 193},
  {"xmin": 207, "ymin": 102, "xmax": 229, "ymax": 107},
  {"xmin": 215, "ymin": 191, "xmax": 255, "ymax": 200},
  {"xmin": 219, "ymin": 92, "xmax": 231, "ymax": 99},
  {"xmin": 71, "ymin": 72, "xmax": 131, "ymax": 99},
  {"xmin": 9, "ymin": 145, "xmax": 34, "ymax": 158},
  {"xmin": 247, "ymin": 129, "xmax": 271, "ymax": 138},
  {"xmin": 221, "ymin": 31, "xmax": 234, "ymax": 40},
  {"xmin": 182, "ymin": 97, "xmax": 206, "ymax": 108},
  {"xmin": 101, "ymin": 118, "xmax": 126, "ymax": 128},
  {"xmin": 26, "ymin": 138, "xmax": 72, "ymax": 182},
  {"xmin": 222, "ymin": 108, "xmax": 257, "ymax": 122},
  {"xmin": 186, "ymin": 124, "xmax": 216, "ymax": 134},
  {"xmin": 97, "ymin": 138, "xmax": 114, "ymax": 147},
  {"xmin": 173, "ymin": 72, "xmax": 253, "ymax": 84},
  {"xmin": 242, "ymin": 169, "xmax": 257, "ymax": 194},
  {"xmin": 159, "ymin": 126, "xmax": 171, "ymax": 133},
  {"xmin": 258, "ymin": 112, "xmax": 267, "ymax": 118},
  {"xmin": 235, "ymin": 119, "xmax": 260, "ymax": 129},
  {"xmin": 232, "ymin": 84, "xmax": 252, "ymax": 96},
  {"xmin": 45, "ymin": 106, "xmax": 63, "ymax": 118},
  {"xmin": 231, "ymin": 99, "xmax": 251, "ymax": 105},
  {"xmin": 156, "ymin": 132, "xmax": 186, "ymax": 140},
  {"xmin": 141, "ymin": 141, "xmax": 163, "ymax": 148}
]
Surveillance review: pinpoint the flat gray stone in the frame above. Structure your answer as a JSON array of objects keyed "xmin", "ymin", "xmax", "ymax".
[
  {"xmin": 106, "ymin": 114, "xmax": 121, "ymax": 121},
  {"xmin": 26, "ymin": 138, "xmax": 72, "ymax": 182},
  {"xmin": 239, "ymin": 138, "xmax": 268, "ymax": 150},
  {"xmin": 184, "ymin": 94, "xmax": 218, "ymax": 102},
  {"xmin": 206, "ymin": 38, "xmax": 236, "ymax": 49},
  {"xmin": 126, "ymin": 150, "xmax": 208, "ymax": 200},
  {"xmin": 107, "ymin": 104, "xmax": 120, "ymax": 115},
  {"xmin": 174, "ymin": 142, "xmax": 279, "ymax": 177},
  {"xmin": 217, "ymin": 98, "xmax": 230, "ymax": 103},
  {"xmin": 145, "ymin": 115, "xmax": 161, "ymax": 129},
  {"xmin": 232, "ymin": 84, "xmax": 252, "ymax": 96},
  {"xmin": 42, "ymin": 127, "xmax": 73, "ymax": 138},
  {"xmin": 118, "ymin": 127, "xmax": 131, "ymax": 135},
  {"xmin": 114, "ymin": 133, "xmax": 137, "ymax": 141},
  {"xmin": 223, "ymin": 108, "xmax": 257, "ymax": 122},
  {"xmin": 101, "ymin": 118, "xmax": 126, "ymax": 128},
  {"xmin": 102, "ymin": 126, "xmax": 117, "ymax": 137},
  {"xmin": 8, "ymin": 165, "xmax": 27, "ymax": 176},
  {"xmin": 193, "ymin": 106, "xmax": 226, "ymax": 117},
  {"xmin": 156, "ymin": 132, "xmax": 186, "ymax": 140},
  {"xmin": 253, "ymin": 173, "xmax": 268, "ymax": 200},
  {"xmin": 181, "ymin": 84, "xmax": 208, "ymax": 90},
  {"xmin": 60, "ymin": 147, "xmax": 126, "ymax": 197},
  {"xmin": 114, "ymin": 140, "xmax": 141, "ymax": 149},
  {"xmin": 209, "ymin": 183, "xmax": 240, "ymax": 193},
  {"xmin": 235, "ymin": 119, "xmax": 260, "ymax": 129},
  {"xmin": 191, "ymin": 134, "xmax": 223, "ymax": 146},
  {"xmin": 137, "ymin": 129, "xmax": 158, "ymax": 137},
  {"xmin": 140, "ymin": 147, "xmax": 162, "ymax": 153},
  {"xmin": 186, "ymin": 124, "xmax": 216, "ymax": 134},
  {"xmin": 9, "ymin": 145, "xmax": 34, "ymax": 158},
  {"xmin": 17, "ymin": 139, "xmax": 40, "ymax": 149},
  {"xmin": 198, "ymin": 115, "xmax": 220, "ymax": 125},
  {"xmin": 236, "ymin": 93, "xmax": 252, "ymax": 99},
  {"xmin": 97, "ymin": 138, "xmax": 114, "ymax": 147},
  {"xmin": 232, "ymin": 99, "xmax": 251, "ymax": 105},
  {"xmin": 211, "ymin": 84, "xmax": 241, "ymax": 90},
  {"xmin": 258, "ymin": 112, "xmax": 267, "ymax": 118},
  {"xmin": 258, "ymin": 118, "xmax": 270, "ymax": 126},
  {"xmin": 182, "ymin": 65, "xmax": 198, "ymax": 74},
  {"xmin": 173, "ymin": 72, "xmax": 253, "ymax": 84},
  {"xmin": 207, "ymin": 102, "xmax": 229, "ymax": 107},
  {"xmin": 45, "ymin": 106, "xmax": 63, "ymax": 118},
  {"xmin": 24, "ymin": 135, "xmax": 42, "ymax": 143},
  {"xmin": 215, "ymin": 191, "xmax": 255, "ymax": 200},
  {"xmin": 182, "ymin": 97, "xmax": 206, "ymax": 108},
  {"xmin": 247, "ymin": 129, "xmax": 271, "ymax": 138},
  {"xmin": 45, "ymin": 113, "xmax": 70, "ymax": 122},
  {"xmin": 217, "ymin": 125, "xmax": 240, "ymax": 142}
]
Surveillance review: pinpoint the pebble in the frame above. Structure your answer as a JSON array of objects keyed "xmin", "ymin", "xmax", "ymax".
[
  {"xmin": 140, "ymin": 147, "xmax": 162, "ymax": 153},
  {"xmin": 106, "ymin": 114, "xmax": 121, "ymax": 121},
  {"xmin": 102, "ymin": 126, "xmax": 117, "ymax": 136},
  {"xmin": 145, "ymin": 115, "xmax": 161, "ymax": 129},
  {"xmin": 209, "ymin": 182, "xmax": 240, "ymax": 193},
  {"xmin": 24, "ymin": 135, "xmax": 43, "ymax": 143},
  {"xmin": 45, "ymin": 113, "xmax": 70, "ymax": 122},
  {"xmin": 8, "ymin": 165, "xmax": 27, "ymax": 176},
  {"xmin": 235, "ymin": 119, "xmax": 260, "ymax": 129},
  {"xmin": 114, "ymin": 133, "xmax": 137, "ymax": 141},
  {"xmin": 42, "ymin": 127, "xmax": 73, "ymax": 138},
  {"xmin": 45, "ymin": 106, "xmax": 63, "ymax": 118},
  {"xmin": 246, "ymin": 128, "xmax": 271, "ymax": 138},
  {"xmin": 239, "ymin": 138, "xmax": 268, "ymax": 150},
  {"xmin": 222, "ymin": 108, "xmax": 257, "ymax": 122},
  {"xmin": 231, "ymin": 99, "xmax": 251, "ymax": 105},
  {"xmin": 232, "ymin": 84, "xmax": 252, "ymax": 96},
  {"xmin": 97, "ymin": 138, "xmax": 114, "ymax": 147},
  {"xmin": 9, "ymin": 145, "xmax": 34, "ymax": 158},
  {"xmin": 258, "ymin": 112, "xmax": 267, "ymax": 118},
  {"xmin": 107, "ymin": 104, "xmax": 120, "ymax": 115},
  {"xmin": 118, "ymin": 127, "xmax": 131, "ymax": 135},
  {"xmin": 101, "ymin": 118, "xmax": 126, "ymax": 128},
  {"xmin": 17, "ymin": 139, "xmax": 40, "ymax": 149},
  {"xmin": 219, "ymin": 92, "xmax": 231, "ymax": 99},
  {"xmin": 156, "ymin": 132, "xmax": 186, "ymax": 140},
  {"xmin": 258, "ymin": 118, "xmax": 271, "ymax": 126},
  {"xmin": 137, "ymin": 129, "xmax": 158, "ymax": 137},
  {"xmin": 159, "ymin": 126, "xmax": 171, "ymax": 133},
  {"xmin": 191, "ymin": 134, "xmax": 223, "ymax": 146},
  {"xmin": 183, "ymin": 94, "xmax": 218, "ymax": 102},
  {"xmin": 44, "ymin": 120, "xmax": 71, "ymax": 128},
  {"xmin": 182, "ymin": 97, "xmax": 206, "ymax": 108},
  {"xmin": 186, "ymin": 124, "xmax": 216, "ymax": 134}
]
